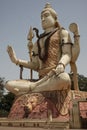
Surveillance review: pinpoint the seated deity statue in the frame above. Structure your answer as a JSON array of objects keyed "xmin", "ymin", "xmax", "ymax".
[{"xmin": 5, "ymin": 3, "xmax": 80, "ymax": 96}]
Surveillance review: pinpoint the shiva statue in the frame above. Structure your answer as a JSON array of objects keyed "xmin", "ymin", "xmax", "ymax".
[{"xmin": 6, "ymin": 3, "xmax": 80, "ymax": 97}]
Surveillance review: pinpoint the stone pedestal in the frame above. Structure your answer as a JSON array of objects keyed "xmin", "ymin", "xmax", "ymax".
[{"xmin": 8, "ymin": 90, "xmax": 87, "ymax": 122}]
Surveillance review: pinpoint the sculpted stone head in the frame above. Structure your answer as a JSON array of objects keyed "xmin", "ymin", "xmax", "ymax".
[
  {"xmin": 41, "ymin": 3, "xmax": 61, "ymax": 30},
  {"xmin": 41, "ymin": 3, "xmax": 57, "ymax": 21}
]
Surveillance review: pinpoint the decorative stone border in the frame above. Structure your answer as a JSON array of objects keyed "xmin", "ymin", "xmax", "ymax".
[{"xmin": 0, "ymin": 118, "xmax": 69, "ymax": 129}]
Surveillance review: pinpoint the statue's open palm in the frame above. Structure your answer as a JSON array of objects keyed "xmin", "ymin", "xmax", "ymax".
[{"xmin": 7, "ymin": 45, "xmax": 17, "ymax": 64}]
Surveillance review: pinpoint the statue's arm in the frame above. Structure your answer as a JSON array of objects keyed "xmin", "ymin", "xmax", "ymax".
[
  {"xmin": 56, "ymin": 29, "xmax": 72, "ymax": 73},
  {"xmin": 59, "ymin": 29, "xmax": 72, "ymax": 66},
  {"xmin": 7, "ymin": 45, "xmax": 39, "ymax": 71},
  {"xmin": 16, "ymin": 58, "xmax": 39, "ymax": 71}
]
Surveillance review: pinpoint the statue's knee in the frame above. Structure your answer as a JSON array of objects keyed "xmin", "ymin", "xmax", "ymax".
[
  {"xmin": 60, "ymin": 72, "xmax": 70, "ymax": 81},
  {"xmin": 65, "ymin": 76, "xmax": 71, "ymax": 89},
  {"xmin": 59, "ymin": 73, "xmax": 71, "ymax": 88},
  {"xmin": 63, "ymin": 73, "xmax": 71, "ymax": 85}
]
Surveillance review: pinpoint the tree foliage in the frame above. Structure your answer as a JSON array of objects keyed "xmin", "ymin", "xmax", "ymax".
[
  {"xmin": 1, "ymin": 92, "xmax": 15, "ymax": 111},
  {"xmin": 0, "ymin": 77, "xmax": 5, "ymax": 97},
  {"xmin": 0, "ymin": 77, "xmax": 15, "ymax": 116},
  {"xmin": 78, "ymin": 74, "xmax": 87, "ymax": 91}
]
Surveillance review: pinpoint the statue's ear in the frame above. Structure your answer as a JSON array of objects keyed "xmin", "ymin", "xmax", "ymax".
[{"xmin": 55, "ymin": 21, "xmax": 61, "ymax": 28}]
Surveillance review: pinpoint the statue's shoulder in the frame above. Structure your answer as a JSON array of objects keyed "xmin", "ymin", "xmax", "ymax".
[
  {"xmin": 59, "ymin": 27, "xmax": 71, "ymax": 44},
  {"xmin": 60, "ymin": 27, "xmax": 69, "ymax": 38}
]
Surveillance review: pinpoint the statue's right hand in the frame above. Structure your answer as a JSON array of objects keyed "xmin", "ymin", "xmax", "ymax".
[
  {"xmin": 69, "ymin": 23, "xmax": 79, "ymax": 35},
  {"xmin": 7, "ymin": 45, "xmax": 18, "ymax": 64}
]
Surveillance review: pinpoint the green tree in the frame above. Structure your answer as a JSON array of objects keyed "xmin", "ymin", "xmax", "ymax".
[
  {"xmin": 0, "ymin": 77, "xmax": 15, "ymax": 116},
  {"xmin": 0, "ymin": 77, "xmax": 5, "ymax": 98},
  {"xmin": 78, "ymin": 74, "xmax": 87, "ymax": 91},
  {"xmin": 70, "ymin": 73, "xmax": 87, "ymax": 91},
  {"xmin": 1, "ymin": 92, "xmax": 15, "ymax": 112}
]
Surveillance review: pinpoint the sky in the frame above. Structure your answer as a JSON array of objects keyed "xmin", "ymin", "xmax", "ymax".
[{"xmin": 0, "ymin": 0, "xmax": 87, "ymax": 81}]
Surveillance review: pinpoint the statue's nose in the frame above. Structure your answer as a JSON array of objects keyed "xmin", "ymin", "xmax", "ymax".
[{"xmin": 42, "ymin": 16, "xmax": 45, "ymax": 21}]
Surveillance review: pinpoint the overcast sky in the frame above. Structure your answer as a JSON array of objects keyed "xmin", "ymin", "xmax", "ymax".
[{"xmin": 0, "ymin": 0, "xmax": 87, "ymax": 81}]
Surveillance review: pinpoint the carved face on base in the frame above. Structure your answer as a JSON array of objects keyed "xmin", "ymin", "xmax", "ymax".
[
  {"xmin": 26, "ymin": 96, "xmax": 38, "ymax": 112},
  {"xmin": 29, "ymin": 96, "xmax": 38, "ymax": 108}
]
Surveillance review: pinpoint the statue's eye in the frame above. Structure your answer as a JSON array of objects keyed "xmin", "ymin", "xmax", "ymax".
[{"xmin": 45, "ymin": 13, "xmax": 49, "ymax": 17}]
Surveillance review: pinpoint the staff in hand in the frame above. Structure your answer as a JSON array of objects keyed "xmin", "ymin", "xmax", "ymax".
[{"xmin": 27, "ymin": 26, "xmax": 34, "ymax": 80}]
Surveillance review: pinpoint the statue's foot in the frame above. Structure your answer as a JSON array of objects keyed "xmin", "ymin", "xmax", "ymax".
[
  {"xmin": 5, "ymin": 80, "xmax": 35, "ymax": 96},
  {"xmin": 69, "ymin": 23, "xmax": 79, "ymax": 35},
  {"xmin": 5, "ymin": 80, "xmax": 20, "ymax": 95}
]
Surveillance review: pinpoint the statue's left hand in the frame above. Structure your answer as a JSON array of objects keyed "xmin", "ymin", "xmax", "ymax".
[
  {"xmin": 7, "ymin": 45, "xmax": 18, "ymax": 64},
  {"xmin": 48, "ymin": 64, "xmax": 65, "ymax": 77}
]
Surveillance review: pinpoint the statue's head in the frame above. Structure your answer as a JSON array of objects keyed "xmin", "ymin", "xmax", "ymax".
[
  {"xmin": 41, "ymin": 3, "xmax": 57, "ymax": 21},
  {"xmin": 41, "ymin": 3, "xmax": 60, "ymax": 30}
]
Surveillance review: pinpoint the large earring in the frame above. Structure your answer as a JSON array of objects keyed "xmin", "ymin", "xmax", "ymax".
[{"xmin": 55, "ymin": 21, "xmax": 61, "ymax": 29}]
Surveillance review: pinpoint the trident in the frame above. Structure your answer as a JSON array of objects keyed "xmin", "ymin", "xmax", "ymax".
[{"xmin": 27, "ymin": 26, "xmax": 34, "ymax": 80}]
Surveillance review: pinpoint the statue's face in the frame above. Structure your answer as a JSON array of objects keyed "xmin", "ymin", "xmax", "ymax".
[
  {"xmin": 29, "ymin": 96, "xmax": 37, "ymax": 109},
  {"xmin": 41, "ymin": 10, "xmax": 56, "ymax": 30}
]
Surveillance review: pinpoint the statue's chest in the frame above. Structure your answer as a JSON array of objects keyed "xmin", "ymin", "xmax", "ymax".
[
  {"xmin": 39, "ymin": 31, "xmax": 61, "ymax": 67},
  {"xmin": 39, "ymin": 37, "xmax": 46, "ymax": 48},
  {"xmin": 45, "ymin": 32, "xmax": 61, "ymax": 66},
  {"xmin": 39, "ymin": 32, "xmax": 60, "ymax": 54}
]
